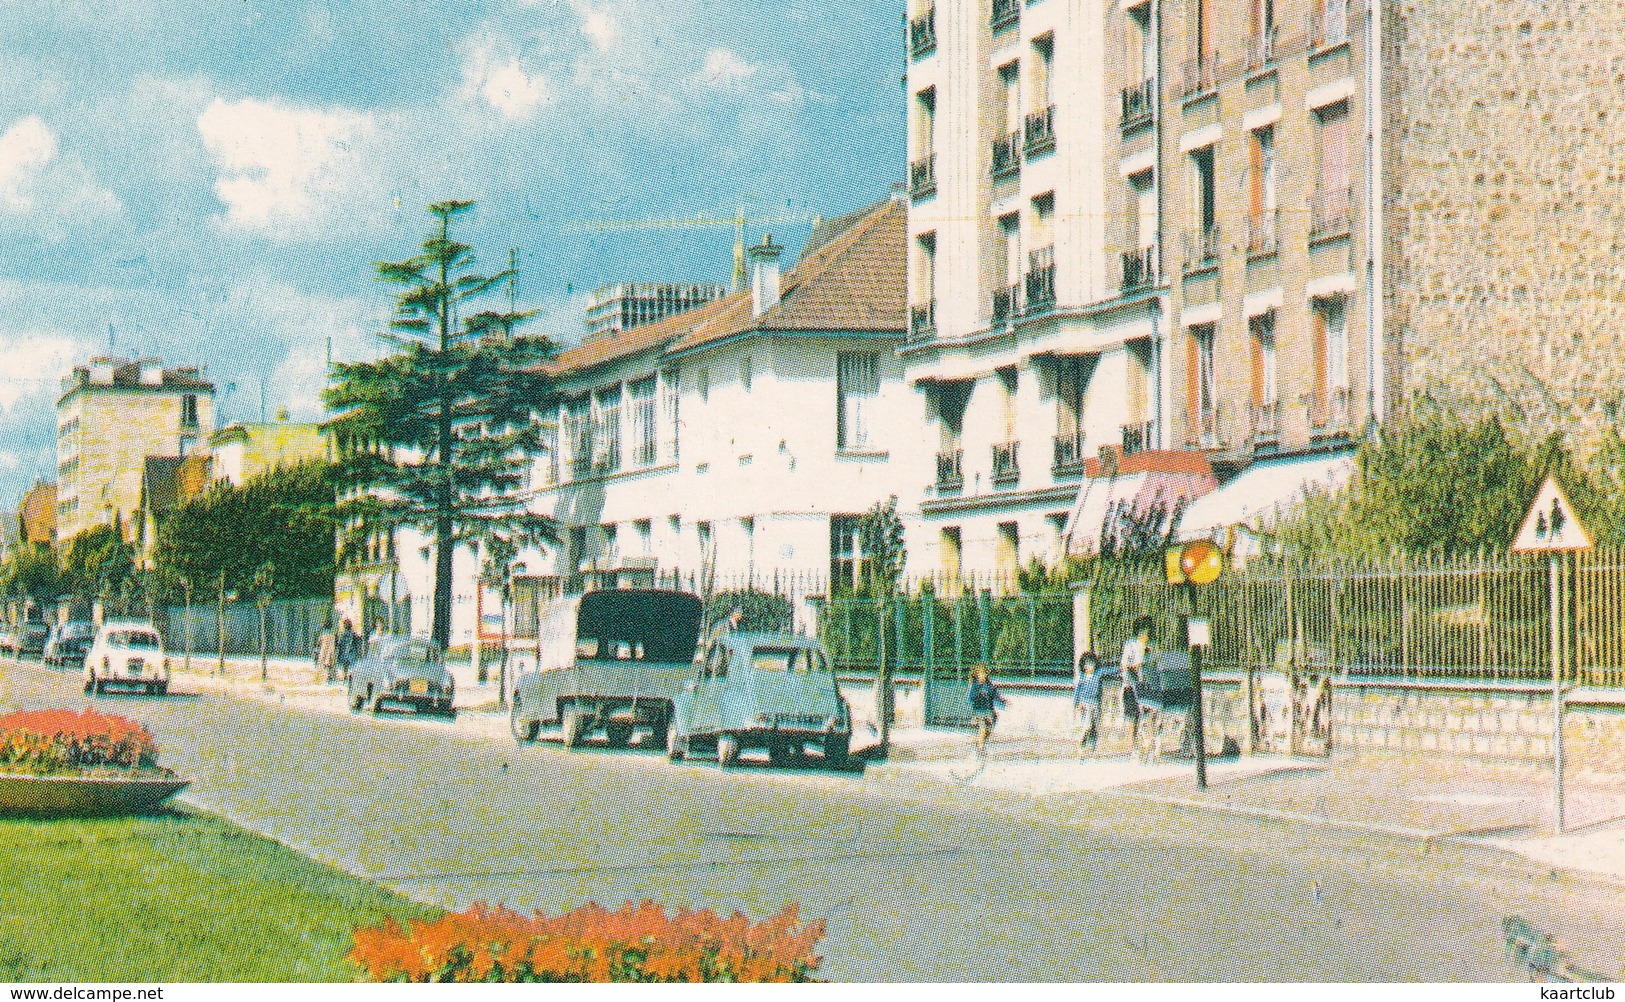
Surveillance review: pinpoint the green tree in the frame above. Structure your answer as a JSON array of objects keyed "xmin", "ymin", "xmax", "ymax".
[
  {"xmin": 857, "ymin": 495, "xmax": 906, "ymax": 598},
  {"xmin": 0, "ymin": 542, "xmax": 63, "ymax": 607},
  {"xmin": 152, "ymin": 460, "xmax": 336, "ymax": 599},
  {"xmin": 61, "ymin": 523, "xmax": 133, "ymax": 601},
  {"xmin": 324, "ymin": 200, "xmax": 558, "ymax": 650}
]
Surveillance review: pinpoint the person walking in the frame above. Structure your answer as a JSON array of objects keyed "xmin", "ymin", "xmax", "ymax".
[
  {"xmin": 1121, "ymin": 617, "xmax": 1155, "ymax": 758},
  {"xmin": 967, "ymin": 665, "xmax": 1006, "ymax": 758},
  {"xmin": 1073, "ymin": 651, "xmax": 1115, "ymax": 759},
  {"xmin": 335, "ymin": 618, "xmax": 362, "ymax": 679}
]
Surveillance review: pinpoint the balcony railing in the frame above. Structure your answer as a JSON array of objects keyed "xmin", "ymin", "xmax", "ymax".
[
  {"xmin": 991, "ymin": 282, "xmax": 1021, "ymax": 327},
  {"xmin": 1052, "ymin": 430, "xmax": 1087, "ymax": 475},
  {"xmin": 1120, "ymin": 77, "xmax": 1157, "ymax": 130},
  {"xmin": 1121, "ymin": 244, "xmax": 1159, "ymax": 291},
  {"xmin": 992, "ymin": 441, "xmax": 1020, "ymax": 484},
  {"xmin": 1309, "ymin": 187, "xmax": 1353, "ymax": 241},
  {"xmin": 1251, "ymin": 400, "xmax": 1281, "ymax": 438},
  {"xmin": 991, "ymin": 0, "xmax": 1020, "ymax": 30},
  {"xmin": 909, "ymin": 153, "xmax": 937, "ymax": 200},
  {"xmin": 1182, "ymin": 224, "xmax": 1222, "ymax": 273},
  {"xmin": 991, "ymin": 130, "xmax": 1021, "ymax": 180},
  {"xmin": 1023, "ymin": 105, "xmax": 1056, "ymax": 158},
  {"xmin": 1245, "ymin": 25, "xmax": 1279, "ymax": 72},
  {"xmin": 1309, "ymin": 2, "xmax": 1350, "ymax": 50},
  {"xmin": 909, "ymin": 300, "xmax": 937, "ymax": 341},
  {"xmin": 936, "ymin": 448, "xmax": 964, "ymax": 490},
  {"xmin": 1122, "ymin": 420, "xmax": 1157, "ymax": 455},
  {"xmin": 1025, "ymin": 246, "xmax": 1056, "ymax": 311},
  {"xmin": 1195, "ymin": 407, "xmax": 1218, "ymax": 448},
  {"xmin": 1180, "ymin": 55, "xmax": 1218, "ymax": 99},
  {"xmin": 1247, "ymin": 210, "xmax": 1278, "ymax": 258},
  {"xmin": 909, "ymin": 8, "xmax": 937, "ymax": 59}
]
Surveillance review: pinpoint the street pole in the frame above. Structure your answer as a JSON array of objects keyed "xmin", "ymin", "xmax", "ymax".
[
  {"xmin": 1551, "ymin": 551, "xmax": 1564, "ymax": 835},
  {"xmin": 1187, "ymin": 582, "xmax": 1207, "ymax": 790},
  {"xmin": 878, "ymin": 597, "xmax": 892, "ymax": 759},
  {"xmin": 216, "ymin": 571, "xmax": 226, "ymax": 677}
]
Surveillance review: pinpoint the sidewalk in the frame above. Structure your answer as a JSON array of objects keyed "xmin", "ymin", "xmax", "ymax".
[{"xmin": 866, "ymin": 724, "xmax": 1625, "ymax": 887}]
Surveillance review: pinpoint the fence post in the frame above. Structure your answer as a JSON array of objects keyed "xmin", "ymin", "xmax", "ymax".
[
  {"xmin": 976, "ymin": 588, "xmax": 990, "ymax": 666},
  {"xmin": 216, "ymin": 571, "xmax": 227, "ymax": 677}
]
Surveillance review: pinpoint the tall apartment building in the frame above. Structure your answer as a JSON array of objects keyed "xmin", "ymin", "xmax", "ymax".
[
  {"xmin": 905, "ymin": 0, "xmax": 1625, "ymax": 574},
  {"xmin": 56, "ymin": 357, "xmax": 215, "ymax": 543},
  {"xmin": 583, "ymin": 282, "xmax": 730, "ymax": 341}
]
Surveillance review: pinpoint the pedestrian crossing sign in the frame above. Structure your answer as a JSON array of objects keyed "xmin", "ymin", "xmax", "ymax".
[{"xmin": 1511, "ymin": 476, "xmax": 1593, "ymax": 553}]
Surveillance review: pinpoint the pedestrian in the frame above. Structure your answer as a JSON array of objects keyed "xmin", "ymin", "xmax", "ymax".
[
  {"xmin": 315, "ymin": 626, "xmax": 338, "ymax": 684},
  {"xmin": 1073, "ymin": 651, "xmax": 1110, "ymax": 759},
  {"xmin": 1121, "ymin": 616, "xmax": 1154, "ymax": 755},
  {"xmin": 705, "ymin": 607, "xmax": 744, "ymax": 655},
  {"xmin": 967, "ymin": 665, "xmax": 1005, "ymax": 757},
  {"xmin": 335, "ymin": 618, "xmax": 362, "ymax": 679}
]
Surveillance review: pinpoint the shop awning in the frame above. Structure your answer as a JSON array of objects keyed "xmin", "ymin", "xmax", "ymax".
[
  {"xmin": 1062, "ymin": 451, "xmax": 1218, "ymax": 556},
  {"xmin": 1175, "ymin": 450, "xmax": 1356, "ymax": 541}
]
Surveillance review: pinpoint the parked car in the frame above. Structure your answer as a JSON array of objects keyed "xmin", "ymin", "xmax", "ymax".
[
  {"xmin": 43, "ymin": 621, "xmax": 95, "ymax": 667},
  {"xmin": 667, "ymin": 632, "xmax": 851, "ymax": 769},
  {"xmin": 509, "ymin": 589, "xmax": 703, "ymax": 748},
  {"xmin": 84, "ymin": 621, "xmax": 171, "ymax": 695},
  {"xmin": 12, "ymin": 621, "xmax": 49, "ymax": 658},
  {"xmin": 346, "ymin": 636, "xmax": 456, "ymax": 716}
]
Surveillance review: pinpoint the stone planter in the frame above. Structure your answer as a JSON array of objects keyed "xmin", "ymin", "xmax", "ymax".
[{"xmin": 0, "ymin": 771, "xmax": 190, "ymax": 818}]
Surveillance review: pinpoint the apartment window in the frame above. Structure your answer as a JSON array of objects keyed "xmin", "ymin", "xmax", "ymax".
[
  {"xmin": 1312, "ymin": 0, "xmax": 1349, "ymax": 49},
  {"xmin": 912, "ymin": 231, "xmax": 938, "ymax": 339},
  {"xmin": 992, "ymin": 62, "xmax": 1021, "ymax": 180},
  {"xmin": 1250, "ymin": 312, "xmax": 1279, "ymax": 435},
  {"xmin": 830, "ymin": 514, "xmax": 864, "ymax": 593},
  {"xmin": 911, "ymin": 88, "xmax": 938, "ymax": 200},
  {"xmin": 995, "ymin": 522, "xmax": 1021, "ymax": 582},
  {"xmin": 1184, "ymin": 0, "xmax": 1217, "ymax": 95},
  {"xmin": 659, "ymin": 368, "xmax": 679, "ymax": 463},
  {"xmin": 1122, "ymin": 170, "xmax": 1158, "ymax": 289},
  {"xmin": 539, "ymin": 418, "xmax": 559, "ymax": 485},
  {"xmin": 1187, "ymin": 323, "xmax": 1217, "ymax": 446},
  {"xmin": 180, "ymin": 394, "xmax": 198, "ymax": 427},
  {"xmin": 994, "ymin": 213, "xmax": 1021, "ymax": 325},
  {"xmin": 1312, "ymin": 102, "xmax": 1353, "ymax": 240},
  {"xmin": 934, "ymin": 381, "xmax": 969, "ymax": 489},
  {"xmin": 1128, "ymin": 3, "xmax": 1154, "ymax": 82},
  {"xmin": 836, "ymin": 352, "xmax": 879, "ymax": 451},
  {"xmin": 628, "ymin": 377, "xmax": 657, "ymax": 466},
  {"xmin": 1028, "ymin": 194, "xmax": 1055, "ymax": 309},
  {"xmin": 1025, "ymin": 36, "xmax": 1056, "ymax": 158},
  {"xmin": 1311, "ymin": 296, "xmax": 1349, "ymax": 425},
  {"xmin": 1054, "ymin": 355, "xmax": 1092, "ymax": 473},
  {"xmin": 564, "ymin": 397, "xmax": 592, "ymax": 479},
  {"xmin": 592, "ymin": 386, "xmax": 622, "ymax": 472},
  {"xmin": 697, "ymin": 520, "xmax": 713, "ymax": 559},
  {"xmin": 1248, "ymin": 0, "xmax": 1277, "ymax": 68},
  {"xmin": 569, "ymin": 526, "xmax": 588, "ymax": 572},
  {"xmin": 940, "ymin": 526, "xmax": 963, "ymax": 586},
  {"xmin": 993, "ymin": 367, "xmax": 1020, "ymax": 485},
  {"xmin": 1185, "ymin": 146, "xmax": 1218, "ymax": 271},
  {"xmin": 600, "ymin": 523, "xmax": 619, "ymax": 566},
  {"xmin": 1248, "ymin": 127, "xmax": 1278, "ymax": 256}
]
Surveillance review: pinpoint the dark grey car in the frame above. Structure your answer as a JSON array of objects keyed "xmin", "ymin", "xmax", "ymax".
[
  {"xmin": 44, "ymin": 621, "xmax": 95, "ymax": 667},
  {"xmin": 345, "ymin": 637, "xmax": 457, "ymax": 716}
]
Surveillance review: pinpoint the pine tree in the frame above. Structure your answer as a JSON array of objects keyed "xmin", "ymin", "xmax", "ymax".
[{"xmin": 324, "ymin": 200, "xmax": 558, "ymax": 650}]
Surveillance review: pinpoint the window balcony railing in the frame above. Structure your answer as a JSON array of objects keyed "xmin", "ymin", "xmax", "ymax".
[
  {"xmin": 909, "ymin": 153, "xmax": 937, "ymax": 200},
  {"xmin": 909, "ymin": 8, "xmax": 937, "ymax": 59},
  {"xmin": 992, "ymin": 441, "xmax": 1021, "ymax": 485},
  {"xmin": 991, "ymin": 282, "xmax": 1021, "ymax": 328},
  {"xmin": 1309, "ymin": 2, "xmax": 1350, "ymax": 51},
  {"xmin": 1245, "ymin": 25, "xmax": 1279, "ymax": 72},
  {"xmin": 1182, "ymin": 224, "xmax": 1222, "ymax": 273},
  {"xmin": 570, "ymin": 455, "xmax": 594, "ymax": 479},
  {"xmin": 633, "ymin": 439, "xmax": 657, "ymax": 467},
  {"xmin": 1023, "ymin": 105, "xmax": 1056, "ymax": 158},
  {"xmin": 1121, "ymin": 420, "xmax": 1157, "ymax": 455},
  {"xmin": 1025, "ymin": 246, "xmax": 1056, "ymax": 311},
  {"xmin": 991, "ymin": 130, "xmax": 1021, "ymax": 180},
  {"xmin": 1251, "ymin": 400, "xmax": 1281, "ymax": 438},
  {"xmin": 1309, "ymin": 187, "xmax": 1353, "ymax": 241},
  {"xmin": 909, "ymin": 299, "xmax": 937, "ymax": 341},
  {"xmin": 991, "ymin": 0, "xmax": 1020, "ymax": 31},
  {"xmin": 1180, "ymin": 55, "xmax": 1218, "ymax": 99},
  {"xmin": 1194, "ymin": 407, "xmax": 1219, "ymax": 448},
  {"xmin": 1247, "ymin": 210, "xmax": 1279, "ymax": 258},
  {"xmin": 936, "ymin": 448, "xmax": 964, "ymax": 490},
  {"xmin": 1120, "ymin": 77, "xmax": 1157, "ymax": 130},
  {"xmin": 1121, "ymin": 244, "xmax": 1159, "ymax": 291},
  {"xmin": 1052, "ymin": 430, "xmax": 1087, "ymax": 475}
]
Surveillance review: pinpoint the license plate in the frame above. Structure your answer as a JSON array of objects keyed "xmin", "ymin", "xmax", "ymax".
[{"xmin": 409, "ymin": 680, "xmax": 429, "ymax": 695}]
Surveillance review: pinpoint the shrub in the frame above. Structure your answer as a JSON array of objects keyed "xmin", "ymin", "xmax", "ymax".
[
  {"xmin": 0, "ymin": 709, "xmax": 160, "ymax": 775},
  {"xmin": 350, "ymin": 900, "xmax": 825, "ymax": 983}
]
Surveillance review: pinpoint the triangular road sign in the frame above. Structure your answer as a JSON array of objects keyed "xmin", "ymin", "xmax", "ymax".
[{"xmin": 1512, "ymin": 476, "xmax": 1593, "ymax": 553}]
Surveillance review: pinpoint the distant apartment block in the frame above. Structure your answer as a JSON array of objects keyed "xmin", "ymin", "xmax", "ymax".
[
  {"xmin": 583, "ymin": 282, "xmax": 730, "ymax": 341},
  {"xmin": 56, "ymin": 356, "xmax": 215, "ymax": 543},
  {"xmin": 18, "ymin": 480, "xmax": 56, "ymax": 546},
  {"xmin": 209, "ymin": 410, "xmax": 326, "ymax": 487}
]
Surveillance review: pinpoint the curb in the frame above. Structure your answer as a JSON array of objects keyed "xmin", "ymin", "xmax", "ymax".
[{"xmin": 1105, "ymin": 788, "xmax": 1443, "ymax": 842}]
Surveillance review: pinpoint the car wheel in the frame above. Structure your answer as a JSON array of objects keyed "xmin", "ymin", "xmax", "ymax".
[
  {"xmin": 666, "ymin": 723, "xmax": 687, "ymax": 761},
  {"xmin": 604, "ymin": 722, "xmax": 633, "ymax": 748},
  {"xmin": 157, "ymin": 681, "xmax": 169, "ymax": 696},
  {"xmin": 349, "ymin": 687, "xmax": 364, "ymax": 712},
  {"xmin": 824, "ymin": 733, "xmax": 850, "ymax": 769},
  {"xmin": 561, "ymin": 707, "xmax": 587, "ymax": 748},
  {"xmin": 83, "ymin": 676, "xmax": 94, "ymax": 696},
  {"xmin": 768, "ymin": 741, "xmax": 790, "ymax": 768},
  {"xmin": 716, "ymin": 733, "xmax": 741, "ymax": 769}
]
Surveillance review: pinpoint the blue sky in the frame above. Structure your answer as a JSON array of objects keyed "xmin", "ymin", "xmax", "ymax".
[{"xmin": 0, "ymin": 0, "xmax": 905, "ymax": 508}]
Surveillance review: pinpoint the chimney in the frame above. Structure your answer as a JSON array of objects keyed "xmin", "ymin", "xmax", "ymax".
[{"xmin": 748, "ymin": 233, "xmax": 784, "ymax": 318}]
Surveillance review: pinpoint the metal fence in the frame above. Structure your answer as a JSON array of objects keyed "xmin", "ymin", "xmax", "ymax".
[{"xmin": 162, "ymin": 597, "xmax": 336, "ymax": 660}]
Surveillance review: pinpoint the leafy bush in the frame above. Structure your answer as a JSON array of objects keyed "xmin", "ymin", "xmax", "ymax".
[
  {"xmin": 706, "ymin": 590, "xmax": 793, "ymax": 634},
  {"xmin": 350, "ymin": 900, "xmax": 824, "ymax": 983},
  {"xmin": 0, "ymin": 709, "xmax": 160, "ymax": 775}
]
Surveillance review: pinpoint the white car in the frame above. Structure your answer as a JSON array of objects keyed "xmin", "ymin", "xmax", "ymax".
[{"xmin": 84, "ymin": 621, "xmax": 172, "ymax": 696}]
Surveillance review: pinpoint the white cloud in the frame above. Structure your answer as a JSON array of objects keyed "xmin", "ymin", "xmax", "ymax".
[
  {"xmin": 0, "ymin": 331, "xmax": 91, "ymax": 413},
  {"xmin": 461, "ymin": 39, "xmax": 554, "ymax": 119},
  {"xmin": 698, "ymin": 48, "xmax": 759, "ymax": 87},
  {"xmin": 197, "ymin": 97, "xmax": 380, "ymax": 239},
  {"xmin": 0, "ymin": 116, "xmax": 122, "ymax": 234},
  {"xmin": 577, "ymin": 8, "xmax": 622, "ymax": 52}
]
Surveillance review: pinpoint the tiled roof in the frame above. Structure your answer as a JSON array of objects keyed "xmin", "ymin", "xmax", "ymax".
[{"xmin": 545, "ymin": 195, "xmax": 905, "ymax": 378}]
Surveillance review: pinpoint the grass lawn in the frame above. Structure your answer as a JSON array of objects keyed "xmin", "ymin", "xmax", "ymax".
[{"xmin": 0, "ymin": 808, "xmax": 437, "ymax": 982}]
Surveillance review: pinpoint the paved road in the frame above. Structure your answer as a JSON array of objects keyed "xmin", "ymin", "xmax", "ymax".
[{"xmin": 3, "ymin": 659, "xmax": 1620, "ymax": 981}]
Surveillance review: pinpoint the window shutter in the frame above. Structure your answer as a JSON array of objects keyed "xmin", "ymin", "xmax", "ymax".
[
  {"xmin": 1311, "ymin": 305, "xmax": 1329, "ymax": 423},
  {"xmin": 1186, "ymin": 331, "xmax": 1201, "ymax": 443},
  {"xmin": 1321, "ymin": 104, "xmax": 1351, "ymax": 195},
  {"xmin": 1250, "ymin": 324, "xmax": 1265, "ymax": 407},
  {"xmin": 1249, "ymin": 132, "xmax": 1265, "ymax": 222}
]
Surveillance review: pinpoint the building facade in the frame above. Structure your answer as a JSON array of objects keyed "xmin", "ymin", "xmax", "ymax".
[
  {"xmin": 56, "ymin": 357, "xmax": 215, "ymax": 544},
  {"xmin": 209, "ymin": 412, "xmax": 326, "ymax": 487},
  {"xmin": 584, "ymin": 282, "xmax": 730, "ymax": 342}
]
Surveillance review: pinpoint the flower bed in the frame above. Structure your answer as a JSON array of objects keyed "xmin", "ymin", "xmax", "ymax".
[
  {"xmin": 350, "ymin": 900, "xmax": 825, "ymax": 983},
  {"xmin": 0, "ymin": 709, "xmax": 162, "ymax": 777}
]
